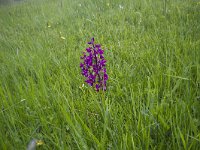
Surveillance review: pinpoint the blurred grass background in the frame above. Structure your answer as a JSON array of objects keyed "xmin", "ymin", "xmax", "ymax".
[{"xmin": 0, "ymin": 0, "xmax": 200, "ymax": 149}]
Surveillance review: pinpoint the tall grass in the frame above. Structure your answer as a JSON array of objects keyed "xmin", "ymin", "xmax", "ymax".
[{"xmin": 0, "ymin": 0, "xmax": 199, "ymax": 149}]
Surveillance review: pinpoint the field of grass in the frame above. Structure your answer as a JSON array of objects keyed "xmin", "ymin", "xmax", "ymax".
[{"xmin": 0, "ymin": 0, "xmax": 200, "ymax": 149}]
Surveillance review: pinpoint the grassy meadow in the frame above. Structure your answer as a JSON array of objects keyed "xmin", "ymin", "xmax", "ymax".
[{"xmin": 0, "ymin": 0, "xmax": 200, "ymax": 149}]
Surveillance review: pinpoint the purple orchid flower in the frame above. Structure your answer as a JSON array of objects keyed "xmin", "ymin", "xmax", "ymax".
[{"xmin": 80, "ymin": 38, "xmax": 108, "ymax": 91}]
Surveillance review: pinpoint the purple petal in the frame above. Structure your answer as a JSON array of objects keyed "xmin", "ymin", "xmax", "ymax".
[
  {"xmin": 100, "ymin": 55, "xmax": 104, "ymax": 59},
  {"xmin": 91, "ymin": 37, "xmax": 94, "ymax": 42},
  {"xmin": 85, "ymin": 79, "xmax": 93, "ymax": 86},
  {"xmin": 95, "ymin": 84, "xmax": 100, "ymax": 91},
  {"xmin": 88, "ymin": 37, "xmax": 94, "ymax": 44},
  {"xmin": 86, "ymin": 47, "xmax": 91, "ymax": 53},
  {"xmin": 95, "ymin": 44, "xmax": 101, "ymax": 48},
  {"xmin": 104, "ymin": 73, "xmax": 108, "ymax": 80},
  {"xmin": 98, "ymin": 49, "xmax": 104, "ymax": 55},
  {"xmin": 80, "ymin": 63, "xmax": 84, "ymax": 68},
  {"xmin": 100, "ymin": 59, "xmax": 106, "ymax": 66}
]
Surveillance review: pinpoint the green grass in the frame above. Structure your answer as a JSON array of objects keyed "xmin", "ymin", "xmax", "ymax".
[{"xmin": 0, "ymin": 0, "xmax": 200, "ymax": 149}]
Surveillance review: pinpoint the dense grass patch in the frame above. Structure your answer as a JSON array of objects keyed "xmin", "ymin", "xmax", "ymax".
[{"xmin": 0, "ymin": 0, "xmax": 200, "ymax": 149}]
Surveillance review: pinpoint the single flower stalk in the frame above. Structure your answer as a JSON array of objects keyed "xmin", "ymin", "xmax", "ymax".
[{"xmin": 80, "ymin": 38, "xmax": 108, "ymax": 91}]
